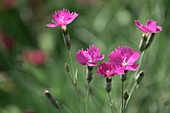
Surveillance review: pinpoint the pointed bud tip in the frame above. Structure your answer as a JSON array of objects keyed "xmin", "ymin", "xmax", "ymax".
[
  {"xmin": 44, "ymin": 90, "xmax": 49, "ymax": 93},
  {"xmin": 65, "ymin": 63, "xmax": 70, "ymax": 72},
  {"xmin": 136, "ymin": 70, "xmax": 144, "ymax": 84}
]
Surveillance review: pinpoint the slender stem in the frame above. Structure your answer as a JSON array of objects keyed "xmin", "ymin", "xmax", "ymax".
[
  {"xmin": 124, "ymin": 83, "xmax": 138, "ymax": 113},
  {"xmin": 67, "ymin": 71, "xmax": 75, "ymax": 86},
  {"xmin": 124, "ymin": 100, "xmax": 126, "ymax": 110},
  {"xmin": 85, "ymin": 82, "xmax": 90, "ymax": 113},
  {"xmin": 107, "ymin": 92, "xmax": 114, "ymax": 113},
  {"xmin": 62, "ymin": 104, "xmax": 73, "ymax": 113},
  {"xmin": 74, "ymin": 85, "xmax": 83, "ymax": 113},
  {"xmin": 69, "ymin": 51, "xmax": 75, "ymax": 78},
  {"xmin": 121, "ymin": 81, "xmax": 124, "ymax": 113},
  {"xmin": 67, "ymin": 70, "xmax": 83, "ymax": 113},
  {"xmin": 127, "ymin": 51, "xmax": 145, "ymax": 91}
]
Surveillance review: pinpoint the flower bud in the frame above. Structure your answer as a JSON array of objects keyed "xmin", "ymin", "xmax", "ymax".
[
  {"xmin": 62, "ymin": 27, "xmax": 72, "ymax": 51},
  {"xmin": 139, "ymin": 34, "xmax": 148, "ymax": 52},
  {"xmin": 106, "ymin": 77, "xmax": 112, "ymax": 93},
  {"xmin": 136, "ymin": 70, "xmax": 144, "ymax": 84},
  {"xmin": 86, "ymin": 66, "xmax": 93, "ymax": 83},
  {"xmin": 65, "ymin": 63, "xmax": 70, "ymax": 73},
  {"xmin": 145, "ymin": 33, "xmax": 155, "ymax": 50},
  {"xmin": 44, "ymin": 90, "xmax": 60, "ymax": 109},
  {"xmin": 120, "ymin": 71, "xmax": 128, "ymax": 82},
  {"xmin": 124, "ymin": 91, "xmax": 129, "ymax": 101}
]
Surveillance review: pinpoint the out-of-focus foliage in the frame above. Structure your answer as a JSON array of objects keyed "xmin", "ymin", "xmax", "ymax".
[{"xmin": 0, "ymin": 0, "xmax": 170, "ymax": 113}]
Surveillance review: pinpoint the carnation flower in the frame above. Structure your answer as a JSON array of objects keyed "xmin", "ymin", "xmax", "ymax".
[
  {"xmin": 0, "ymin": 30, "xmax": 13, "ymax": 50},
  {"xmin": 96, "ymin": 62, "xmax": 124, "ymax": 77},
  {"xmin": 76, "ymin": 45, "xmax": 104, "ymax": 66},
  {"xmin": 47, "ymin": 8, "xmax": 78, "ymax": 28},
  {"xmin": 135, "ymin": 19, "xmax": 162, "ymax": 33},
  {"xmin": 22, "ymin": 50, "xmax": 46, "ymax": 65},
  {"xmin": 109, "ymin": 46, "xmax": 140, "ymax": 71}
]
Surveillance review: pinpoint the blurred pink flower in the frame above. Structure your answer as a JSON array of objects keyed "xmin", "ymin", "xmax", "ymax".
[
  {"xmin": 24, "ymin": 110, "xmax": 36, "ymax": 113},
  {"xmin": 22, "ymin": 50, "xmax": 46, "ymax": 65},
  {"xmin": 1, "ymin": 0, "xmax": 16, "ymax": 9},
  {"xmin": 47, "ymin": 8, "xmax": 78, "ymax": 28},
  {"xmin": 135, "ymin": 19, "xmax": 162, "ymax": 33},
  {"xmin": 76, "ymin": 45, "xmax": 104, "ymax": 66},
  {"xmin": 0, "ymin": 30, "xmax": 13, "ymax": 50},
  {"xmin": 109, "ymin": 46, "xmax": 140, "ymax": 71},
  {"xmin": 96, "ymin": 62, "xmax": 124, "ymax": 77}
]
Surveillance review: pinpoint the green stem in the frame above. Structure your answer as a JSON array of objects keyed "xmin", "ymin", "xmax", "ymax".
[
  {"xmin": 107, "ymin": 92, "xmax": 114, "ymax": 113},
  {"xmin": 124, "ymin": 83, "xmax": 138, "ymax": 113},
  {"xmin": 62, "ymin": 104, "xmax": 73, "ymax": 113},
  {"xmin": 124, "ymin": 100, "xmax": 127, "ymax": 110},
  {"xmin": 74, "ymin": 85, "xmax": 83, "ymax": 113},
  {"xmin": 69, "ymin": 51, "xmax": 75, "ymax": 79},
  {"xmin": 121, "ymin": 81, "xmax": 124, "ymax": 113},
  {"xmin": 85, "ymin": 82, "xmax": 90, "ymax": 113}
]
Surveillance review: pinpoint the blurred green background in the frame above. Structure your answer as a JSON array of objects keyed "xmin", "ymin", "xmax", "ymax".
[{"xmin": 0, "ymin": 0, "xmax": 170, "ymax": 113}]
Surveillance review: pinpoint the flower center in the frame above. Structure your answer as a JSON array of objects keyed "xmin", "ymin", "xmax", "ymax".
[
  {"xmin": 59, "ymin": 16, "xmax": 64, "ymax": 23},
  {"xmin": 88, "ymin": 58, "xmax": 92, "ymax": 62},
  {"xmin": 122, "ymin": 57, "xmax": 127, "ymax": 66},
  {"xmin": 106, "ymin": 70, "xmax": 110, "ymax": 74}
]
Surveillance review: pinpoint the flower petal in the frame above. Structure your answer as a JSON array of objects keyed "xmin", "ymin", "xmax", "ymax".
[
  {"xmin": 125, "ymin": 64, "xmax": 138, "ymax": 71},
  {"xmin": 127, "ymin": 50, "xmax": 140, "ymax": 65},
  {"xmin": 47, "ymin": 24, "xmax": 57, "ymax": 28},
  {"xmin": 76, "ymin": 50, "xmax": 88, "ymax": 65}
]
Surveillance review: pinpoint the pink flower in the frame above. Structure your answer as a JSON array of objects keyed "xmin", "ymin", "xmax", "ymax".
[
  {"xmin": 135, "ymin": 19, "xmax": 162, "ymax": 33},
  {"xmin": 109, "ymin": 46, "xmax": 140, "ymax": 71},
  {"xmin": 0, "ymin": 30, "xmax": 13, "ymax": 50},
  {"xmin": 76, "ymin": 45, "xmax": 104, "ymax": 66},
  {"xmin": 47, "ymin": 8, "xmax": 78, "ymax": 28},
  {"xmin": 96, "ymin": 62, "xmax": 124, "ymax": 77},
  {"xmin": 23, "ymin": 110, "xmax": 36, "ymax": 113},
  {"xmin": 22, "ymin": 50, "xmax": 46, "ymax": 65},
  {"xmin": 2, "ymin": 0, "xmax": 16, "ymax": 9}
]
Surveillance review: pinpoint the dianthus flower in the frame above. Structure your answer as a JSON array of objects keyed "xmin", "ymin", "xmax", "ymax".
[
  {"xmin": 109, "ymin": 46, "xmax": 140, "ymax": 71},
  {"xmin": 47, "ymin": 8, "xmax": 78, "ymax": 28},
  {"xmin": 135, "ymin": 19, "xmax": 162, "ymax": 33},
  {"xmin": 0, "ymin": 30, "xmax": 13, "ymax": 50},
  {"xmin": 22, "ymin": 50, "xmax": 46, "ymax": 65},
  {"xmin": 76, "ymin": 45, "xmax": 104, "ymax": 66},
  {"xmin": 96, "ymin": 62, "xmax": 125, "ymax": 77}
]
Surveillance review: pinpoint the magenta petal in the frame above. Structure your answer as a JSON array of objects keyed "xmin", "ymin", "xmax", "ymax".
[
  {"xmin": 115, "ymin": 66, "xmax": 125, "ymax": 75},
  {"xmin": 140, "ymin": 26, "xmax": 151, "ymax": 33},
  {"xmin": 135, "ymin": 20, "xmax": 148, "ymax": 33},
  {"xmin": 86, "ymin": 62, "xmax": 96, "ymax": 66},
  {"xmin": 125, "ymin": 64, "xmax": 138, "ymax": 71},
  {"xmin": 47, "ymin": 24, "xmax": 57, "ymax": 28},
  {"xmin": 156, "ymin": 26, "xmax": 162, "ymax": 32},
  {"xmin": 135, "ymin": 20, "xmax": 141, "ymax": 27},
  {"xmin": 76, "ymin": 50, "xmax": 88, "ymax": 66},
  {"xmin": 127, "ymin": 50, "xmax": 140, "ymax": 65},
  {"xmin": 66, "ymin": 13, "xmax": 79, "ymax": 24},
  {"xmin": 146, "ymin": 19, "xmax": 156, "ymax": 27},
  {"xmin": 98, "ymin": 54, "xmax": 105, "ymax": 61}
]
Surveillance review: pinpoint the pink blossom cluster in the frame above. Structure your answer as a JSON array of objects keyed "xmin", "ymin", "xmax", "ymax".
[
  {"xmin": 46, "ymin": 9, "xmax": 163, "ymax": 78},
  {"xmin": 97, "ymin": 46, "xmax": 140, "ymax": 77},
  {"xmin": 76, "ymin": 45, "xmax": 140, "ymax": 78}
]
